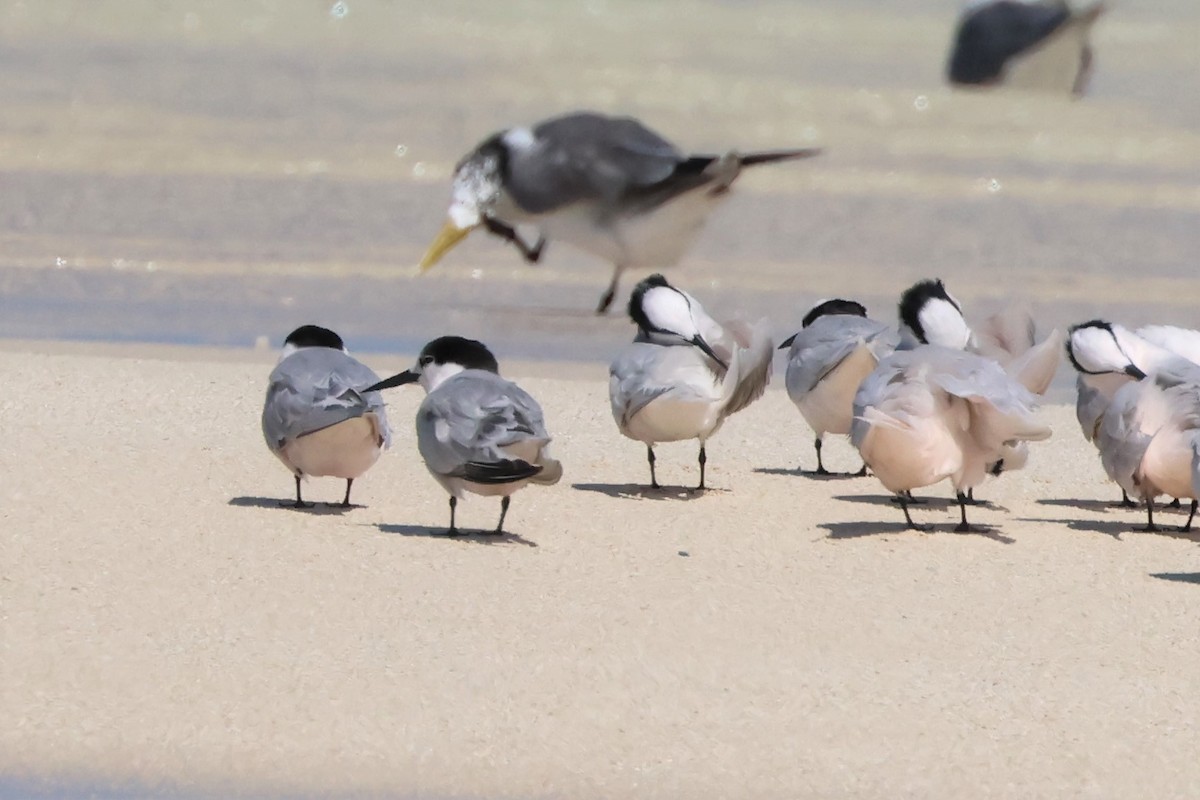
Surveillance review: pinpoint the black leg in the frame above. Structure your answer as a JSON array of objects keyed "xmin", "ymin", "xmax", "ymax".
[
  {"xmin": 955, "ymin": 492, "xmax": 973, "ymax": 532},
  {"xmin": 491, "ymin": 496, "xmax": 511, "ymax": 534},
  {"xmin": 1119, "ymin": 489, "xmax": 1137, "ymax": 509},
  {"xmin": 890, "ymin": 489, "xmax": 925, "ymax": 506},
  {"xmin": 1168, "ymin": 497, "xmax": 1182, "ymax": 509},
  {"xmin": 962, "ymin": 488, "xmax": 979, "ymax": 505},
  {"xmin": 280, "ymin": 474, "xmax": 314, "ymax": 509},
  {"xmin": 696, "ymin": 444, "xmax": 707, "ymax": 491},
  {"xmin": 1141, "ymin": 497, "xmax": 1158, "ymax": 533},
  {"xmin": 483, "ymin": 217, "xmax": 545, "ymax": 263},
  {"xmin": 813, "ymin": 437, "xmax": 830, "ymax": 475},
  {"xmin": 646, "ymin": 445, "xmax": 660, "ymax": 489},
  {"xmin": 1182, "ymin": 500, "xmax": 1198, "ymax": 533},
  {"xmin": 595, "ymin": 266, "xmax": 624, "ymax": 315},
  {"xmin": 340, "ymin": 478, "xmax": 353, "ymax": 508},
  {"xmin": 899, "ymin": 493, "xmax": 929, "ymax": 532},
  {"xmin": 446, "ymin": 496, "xmax": 463, "ymax": 536}
]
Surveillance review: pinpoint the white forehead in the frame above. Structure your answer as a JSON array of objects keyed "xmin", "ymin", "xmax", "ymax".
[
  {"xmin": 1070, "ymin": 325, "xmax": 1130, "ymax": 371},
  {"xmin": 919, "ymin": 297, "xmax": 971, "ymax": 349},
  {"xmin": 643, "ymin": 285, "xmax": 697, "ymax": 334},
  {"xmin": 501, "ymin": 126, "xmax": 537, "ymax": 151}
]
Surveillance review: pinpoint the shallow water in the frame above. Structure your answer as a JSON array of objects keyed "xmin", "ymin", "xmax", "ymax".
[{"xmin": 0, "ymin": 0, "xmax": 1198, "ymax": 381}]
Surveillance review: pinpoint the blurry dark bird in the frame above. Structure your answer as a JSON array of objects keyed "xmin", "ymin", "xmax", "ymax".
[{"xmin": 947, "ymin": 0, "xmax": 1107, "ymax": 96}]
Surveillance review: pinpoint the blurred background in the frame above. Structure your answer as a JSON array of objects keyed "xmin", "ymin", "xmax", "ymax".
[{"xmin": 0, "ymin": 0, "xmax": 1197, "ymax": 366}]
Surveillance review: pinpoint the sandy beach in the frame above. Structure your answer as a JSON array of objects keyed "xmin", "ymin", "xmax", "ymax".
[
  {"xmin": 3, "ymin": 0, "xmax": 1200, "ymax": 796},
  {"xmin": 4, "ymin": 341, "xmax": 1200, "ymax": 798}
]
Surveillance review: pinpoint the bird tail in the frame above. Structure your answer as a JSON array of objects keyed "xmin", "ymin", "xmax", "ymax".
[{"xmin": 738, "ymin": 148, "xmax": 823, "ymax": 166}]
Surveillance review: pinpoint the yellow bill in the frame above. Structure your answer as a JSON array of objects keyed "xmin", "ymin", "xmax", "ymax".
[{"xmin": 418, "ymin": 219, "xmax": 475, "ymax": 273}]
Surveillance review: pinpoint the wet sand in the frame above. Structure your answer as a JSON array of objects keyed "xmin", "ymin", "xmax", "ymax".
[
  {"xmin": 3, "ymin": 343, "xmax": 1200, "ymax": 797},
  {"xmin": 0, "ymin": 0, "xmax": 1198, "ymax": 374}
]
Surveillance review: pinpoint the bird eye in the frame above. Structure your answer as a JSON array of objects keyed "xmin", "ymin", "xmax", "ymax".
[{"xmin": 419, "ymin": 355, "xmax": 434, "ymax": 367}]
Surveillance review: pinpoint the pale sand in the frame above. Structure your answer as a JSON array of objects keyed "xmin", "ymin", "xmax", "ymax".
[{"xmin": 4, "ymin": 343, "xmax": 1200, "ymax": 799}]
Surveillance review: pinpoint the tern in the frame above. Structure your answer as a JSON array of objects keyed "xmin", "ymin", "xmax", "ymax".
[
  {"xmin": 851, "ymin": 281, "xmax": 1052, "ymax": 531},
  {"xmin": 609, "ymin": 274, "xmax": 773, "ymax": 490},
  {"xmin": 365, "ymin": 336, "xmax": 561, "ymax": 535},
  {"xmin": 897, "ymin": 279, "xmax": 1062, "ymax": 487},
  {"xmin": 947, "ymin": 0, "xmax": 1107, "ymax": 96},
  {"xmin": 778, "ymin": 299, "xmax": 898, "ymax": 475},
  {"xmin": 416, "ymin": 110, "xmax": 821, "ymax": 314},
  {"xmin": 1066, "ymin": 320, "xmax": 1200, "ymax": 529},
  {"xmin": 262, "ymin": 325, "xmax": 392, "ymax": 508}
]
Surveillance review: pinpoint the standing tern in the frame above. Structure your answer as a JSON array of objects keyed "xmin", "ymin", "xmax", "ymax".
[
  {"xmin": 1066, "ymin": 320, "xmax": 1200, "ymax": 528},
  {"xmin": 851, "ymin": 280, "xmax": 1052, "ymax": 531},
  {"xmin": 416, "ymin": 110, "xmax": 821, "ymax": 314},
  {"xmin": 897, "ymin": 279, "xmax": 1062, "ymax": 488},
  {"xmin": 779, "ymin": 299, "xmax": 898, "ymax": 475},
  {"xmin": 609, "ymin": 274, "xmax": 773, "ymax": 490},
  {"xmin": 365, "ymin": 336, "xmax": 561, "ymax": 535},
  {"xmin": 947, "ymin": 0, "xmax": 1107, "ymax": 96},
  {"xmin": 262, "ymin": 325, "xmax": 392, "ymax": 508}
]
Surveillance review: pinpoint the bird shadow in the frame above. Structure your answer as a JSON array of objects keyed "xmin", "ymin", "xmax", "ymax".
[
  {"xmin": 1038, "ymin": 497, "xmax": 1134, "ymax": 513},
  {"xmin": 1019, "ymin": 515, "xmax": 1200, "ymax": 542},
  {"xmin": 754, "ymin": 467, "xmax": 864, "ymax": 481},
  {"xmin": 227, "ymin": 496, "xmax": 360, "ymax": 514},
  {"xmin": 571, "ymin": 482, "xmax": 719, "ymax": 501},
  {"xmin": 1015, "ymin": 516, "xmax": 1126, "ymax": 540},
  {"xmin": 376, "ymin": 523, "xmax": 538, "ymax": 547},
  {"xmin": 1038, "ymin": 497, "xmax": 1191, "ymax": 515},
  {"xmin": 1150, "ymin": 572, "xmax": 1200, "ymax": 585},
  {"xmin": 820, "ymin": 520, "xmax": 1014, "ymax": 544},
  {"xmin": 832, "ymin": 493, "xmax": 955, "ymax": 511},
  {"xmin": 831, "ymin": 493, "xmax": 1009, "ymax": 513}
]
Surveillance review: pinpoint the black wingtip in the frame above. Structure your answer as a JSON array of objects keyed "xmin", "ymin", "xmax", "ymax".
[{"xmin": 456, "ymin": 459, "xmax": 544, "ymax": 485}]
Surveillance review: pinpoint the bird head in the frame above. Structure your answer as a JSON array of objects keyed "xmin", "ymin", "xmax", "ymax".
[
  {"xmin": 366, "ymin": 336, "xmax": 501, "ymax": 394},
  {"xmin": 628, "ymin": 274, "xmax": 728, "ymax": 370},
  {"xmin": 1066, "ymin": 320, "xmax": 1147, "ymax": 379},
  {"xmin": 418, "ymin": 135, "xmax": 508, "ymax": 273},
  {"xmin": 278, "ymin": 324, "xmax": 346, "ymax": 362},
  {"xmin": 898, "ymin": 279, "xmax": 971, "ymax": 350}
]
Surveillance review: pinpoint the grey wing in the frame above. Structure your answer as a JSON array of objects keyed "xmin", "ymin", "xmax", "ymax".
[
  {"xmin": 505, "ymin": 112, "xmax": 685, "ymax": 213},
  {"xmin": 923, "ymin": 347, "xmax": 1038, "ymax": 414},
  {"xmin": 785, "ymin": 317, "xmax": 887, "ymax": 398},
  {"xmin": 1075, "ymin": 376, "xmax": 1108, "ymax": 443},
  {"xmin": 922, "ymin": 347, "xmax": 1051, "ymax": 446},
  {"xmin": 866, "ymin": 325, "xmax": 901, "ymax": 360},
  {"xmin": 1193, "ymin": 441, "xmax": 1200, "ymax": 500},
  {"xmin": 1097, "ymin": 386, "xmax": 1153, "ymax": 491},
  {"xmin": 849, "ymin": 354, "xmax": 909, "ymax": 449},
  {"xmin": 609, "ymin": 343, "xmax": 676, "ymax": 428},
  {"xmin": 262, "ymin": 350, "xmax": 389, "ymax": 451},
  {"xmin": 417, "ymin": 372, "xmax": 550, "ymax": 477},
  {"xmin": 722, "ymin": 318, "xmax": 774, "ymax": 417}
]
